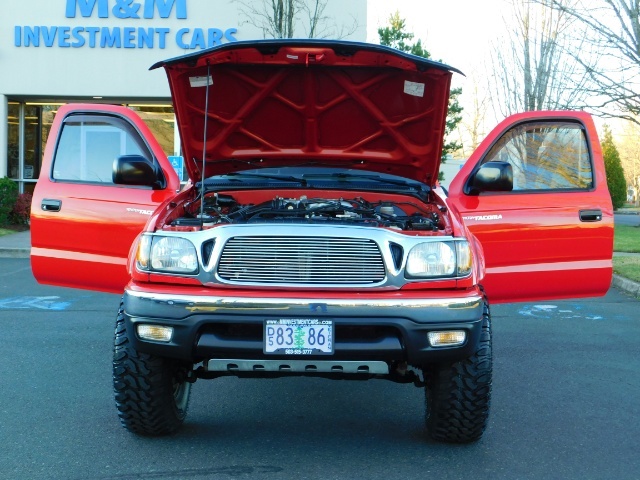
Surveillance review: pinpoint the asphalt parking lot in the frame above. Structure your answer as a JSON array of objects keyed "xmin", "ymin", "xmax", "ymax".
[{"xmin": 1, "ymin": 257, "xmax": 639, "ymax": 480}]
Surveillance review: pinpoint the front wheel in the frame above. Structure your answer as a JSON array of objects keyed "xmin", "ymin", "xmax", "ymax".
[
  {"xmin": 113, "ymin": 303, "xmax": 192, "ymax": 435},
  {"xmin": 423, "ymin": 301, "xmax": 492, "ymax": 443}
]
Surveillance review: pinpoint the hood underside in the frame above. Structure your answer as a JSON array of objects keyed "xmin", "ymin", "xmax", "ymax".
[{"xmin": 152, "ymin": 40, "xmax": 459, "ymax": 185}]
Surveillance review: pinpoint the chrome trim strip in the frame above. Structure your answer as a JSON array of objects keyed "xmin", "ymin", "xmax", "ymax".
[
  {"xmin": 206, "ymin": 359, "xmax": 390, "ymax": 375},
  {"xmin": 124, "ymin": 289, "xmax": 484, "ymax": 323}
]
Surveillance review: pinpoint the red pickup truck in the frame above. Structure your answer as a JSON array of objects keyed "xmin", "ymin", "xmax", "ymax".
[{"xmin": 30, "ymin": 40, "xmax": 613, "ymax": 443}]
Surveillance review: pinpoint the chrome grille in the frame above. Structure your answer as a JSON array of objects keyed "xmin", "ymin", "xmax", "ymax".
[{"xmin": 217, "ymin": 236, "xmax": 386, "ymax": 285}]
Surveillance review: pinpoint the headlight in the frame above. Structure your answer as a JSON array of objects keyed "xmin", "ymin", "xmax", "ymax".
[
  {"xmin": 405, "ymin": 241, "xmax": 472, "ymax": 279},
  {"xmin": 137, "ymin": 235, "xmax": 198, "ymax": 274}
]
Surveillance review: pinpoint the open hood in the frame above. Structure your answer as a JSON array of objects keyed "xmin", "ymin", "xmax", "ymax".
[{"xmin": 152, "ymin": 40, "xmax": 460, "ymax": 186}]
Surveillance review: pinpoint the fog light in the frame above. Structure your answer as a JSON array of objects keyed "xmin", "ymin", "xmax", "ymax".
[
  {"xmin": 137, "ymin": 324, "xmax": 173, "ymax": 342},
  {"xmin": 428, "ymin": 330, "xmax": 466, "ymax": 347}
]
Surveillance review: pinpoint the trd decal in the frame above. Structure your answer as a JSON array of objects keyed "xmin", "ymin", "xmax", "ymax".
[
  {"xmin": 127, "ymin": 208, "xmax": 153, "ymax": 215},
  {"xmin": 462, "ymin": 214, "xmax": 503, "ymax": 221}
]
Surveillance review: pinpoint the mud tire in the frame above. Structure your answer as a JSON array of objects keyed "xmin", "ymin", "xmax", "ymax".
[
  {"xmin": 113, "ymin": 303, "xmax": 192, "ymax": 435},
  {"xmin": 424, "ymin": 301, "xmax": 492, "ymax": 443}
]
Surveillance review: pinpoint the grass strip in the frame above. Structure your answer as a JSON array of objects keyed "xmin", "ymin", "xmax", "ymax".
[
  {"xmin": 614, "ymin": 224, "xmax": 640, "ymax": 253},
  {"xmin": 613, "ymin": 256, "xmax": 640, "ymax": 283}
]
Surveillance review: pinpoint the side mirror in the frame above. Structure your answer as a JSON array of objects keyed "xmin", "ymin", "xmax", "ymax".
[
  {"xmin": 113, "ymin": 155, "xmax": 164, "ymax": 189},
  {"xmin": 468, "ymin": 161, "xmax": 513, "ymax": 195}
]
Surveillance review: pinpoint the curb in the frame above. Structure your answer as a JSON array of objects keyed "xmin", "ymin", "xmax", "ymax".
[
  {"xmin": 613, "ymin": 274, "xmax": 640, "ymax": 298},
  {"xmin": 0, "ymin": 248, "xmax": 30, "ymax": 259}
]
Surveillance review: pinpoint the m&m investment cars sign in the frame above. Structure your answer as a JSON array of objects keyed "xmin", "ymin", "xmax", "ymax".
[{"xmin": 13, "ymin": 0, "xmax": 238, "ymax": 50}]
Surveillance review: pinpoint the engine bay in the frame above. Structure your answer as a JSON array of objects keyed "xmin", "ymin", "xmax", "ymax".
[{"xmin": 168, "ymin": 192, "xmax": 448, "ymax": 232}]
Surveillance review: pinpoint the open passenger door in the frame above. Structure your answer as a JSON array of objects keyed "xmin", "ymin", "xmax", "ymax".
[
  {"xmin": 31, "ymin": 104, "xmax": 180, "ymax": 293},
  {"xmin": 447, "ymin": 111, "xmax": 613, "ymax": 304}
]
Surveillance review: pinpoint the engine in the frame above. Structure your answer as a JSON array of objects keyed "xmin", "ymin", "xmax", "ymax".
[{"xmin": 172, "ymin": 194, "xmax": 441, "ymax": 231}]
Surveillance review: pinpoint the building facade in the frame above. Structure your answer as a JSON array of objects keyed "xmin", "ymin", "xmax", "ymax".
[{"xmin": 0, "ymin": 0, "xmax": 367, "ymax": 192}]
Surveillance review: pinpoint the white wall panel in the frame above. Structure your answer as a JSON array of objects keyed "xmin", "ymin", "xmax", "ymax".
[{"xmin": 0, "ymin": 0, "xmax": 367, "ymax": 99}]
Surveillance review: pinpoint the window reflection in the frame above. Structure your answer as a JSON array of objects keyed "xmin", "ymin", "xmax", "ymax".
[
  {"xmin": 127, "ymin": 104, "xmax": 175, "ymax": 156},
  {"xmin": 483, "ymin": 122, "xmax": 593, "ymax": 191},
  {"xmin": 128, "ymin": 104, "xmax": 185, "ymax": 182},
  {"xmin": 54, "ymin": 116, "xmax": 150, "ymax": 184}
]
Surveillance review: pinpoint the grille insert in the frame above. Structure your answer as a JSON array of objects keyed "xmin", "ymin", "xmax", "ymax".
[{"xmin": 217, "ymin": 236, "xmax": 386, "ymax": 285}]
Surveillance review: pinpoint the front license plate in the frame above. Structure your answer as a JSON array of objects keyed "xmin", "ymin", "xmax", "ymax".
[{"xmin": 264, "ymin": 319, "xmax": 334, "ymax": 355}]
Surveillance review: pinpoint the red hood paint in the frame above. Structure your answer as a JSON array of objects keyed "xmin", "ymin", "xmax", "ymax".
[{"xmin": 151, "ymin": 40, "xmax": 460, "ymax": 185}]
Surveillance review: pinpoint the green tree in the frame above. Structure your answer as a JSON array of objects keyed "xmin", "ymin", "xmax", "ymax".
[
  {"xmin": 602, "ymin": 126, "xmax": 627, "ymax": 210},
  {"xmin": 0, "ymin": 177, "xmax": 18, "ymax": 226},
  {"xmin": 378, "ymin": 12, "xmax": 463, "ymax": 180},
  {"xmin": 378, "ymin": 11, "xmax": 429, "ymax": 57}
]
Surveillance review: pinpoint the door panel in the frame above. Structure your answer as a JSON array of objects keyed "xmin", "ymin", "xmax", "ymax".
[
  {"xmin": 448, "ymin": 111, "xmax": 613, "ymax": 304},
  {"xmin": 31, "ymin": 104, "xmax": 180, "ymax": 293}
]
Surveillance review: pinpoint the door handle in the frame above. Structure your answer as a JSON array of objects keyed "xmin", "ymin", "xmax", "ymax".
[
  {"xmin": 579, "ymin": 209, "xmax": 602, "ymax": 222},
  {"xmin": 42, "ymin": 199, "xmax": 62, "ymax": 212}
]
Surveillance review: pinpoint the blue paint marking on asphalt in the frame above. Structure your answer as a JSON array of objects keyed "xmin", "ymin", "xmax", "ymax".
[
  {"xmin": 0, "ymin": 296, "xmax": 72, "ymax": 311},
  {"xmin": 517, "ymin": 304, "xmax": 607, "ymax": 320}
]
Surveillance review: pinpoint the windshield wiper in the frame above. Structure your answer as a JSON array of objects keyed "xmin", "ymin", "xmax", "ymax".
[
  {"xmin": 220, "ymin": 172, "xmax": 307, "ymax": 185},
  {"xmin": 201, "ymin": 172, "xmax": 307, "ymax": 187},
  {"xmin": 303, "ymin": 172, "xmax": 427, "ymax": 190}
]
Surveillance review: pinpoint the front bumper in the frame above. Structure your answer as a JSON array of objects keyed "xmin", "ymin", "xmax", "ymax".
[{"xmin": 122, "ymin": 287, "xmax": 485, "ymax": 367}]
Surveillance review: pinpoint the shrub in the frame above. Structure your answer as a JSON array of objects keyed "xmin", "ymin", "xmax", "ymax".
[
  {"xmin": 0, "ymin": 177, "xmax": 18, "ymax": 226},
  {"xmin": 10, "ymin": 192, "xmax": 32, "ymax": 225},
  {"xmin": 601, "ymin": 126, "xmax": 627, "ymax": 210}
]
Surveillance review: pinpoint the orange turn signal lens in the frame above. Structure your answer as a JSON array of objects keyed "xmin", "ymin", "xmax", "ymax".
[
  {"xmin": 137, "ymin": 324, "xmax": 173, "ymax": 342},
  {"xmin": 428, "ymin": 331, "xmax": 466, "ymax": 347}
]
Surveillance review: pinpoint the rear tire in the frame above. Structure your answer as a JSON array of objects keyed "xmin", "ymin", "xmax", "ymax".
[
  {"xmin": 423, "ymin": 301, "xmax": 492, "ymax": 443},
  {"xmin": 113, "ymin": 303, "xmax": 192, "ymax": 435}
]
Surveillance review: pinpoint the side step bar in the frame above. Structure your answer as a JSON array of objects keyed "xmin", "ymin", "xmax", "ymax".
[{"xmin": 205, "ymin": 359, "xmax": 390, "ymax": 375}]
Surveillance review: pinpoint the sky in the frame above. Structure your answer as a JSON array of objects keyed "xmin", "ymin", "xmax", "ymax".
[
  {"xmin": 365, "ymin": 0, "xmax": 509, "ymax": 146},
  {"xmin": 366, "ymin": 0, "xmax": 505, "ymax": 74},
  {"xmin": 365, "ymin": 0, "xmax": 629, "ymax": 140}
]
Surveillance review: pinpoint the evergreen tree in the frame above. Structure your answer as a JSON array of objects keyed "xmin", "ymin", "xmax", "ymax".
[
  {"xmin": 378, "ymin": 12, "xmax": 463, "ymax": 181},
  {"xmin": 601, "ymin": 126, "xmax": 628, "ymax": 210}
]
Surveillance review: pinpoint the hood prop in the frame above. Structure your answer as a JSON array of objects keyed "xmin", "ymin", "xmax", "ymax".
[{"xmin": 200, "ymin": 62, "xmax": 211, "ymax": 230}]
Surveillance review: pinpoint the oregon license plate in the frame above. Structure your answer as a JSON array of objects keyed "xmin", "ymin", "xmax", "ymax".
[{"xmin": 264, "ymin": 319, "xmax": 334, "ymax": 355}]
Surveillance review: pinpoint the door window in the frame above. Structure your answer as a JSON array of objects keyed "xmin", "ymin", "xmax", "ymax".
[
  {"xmin": 52, "ymin": 115, "xmax": 152, "ymax": 184},
  {"xmin": 127, "ymin": 105, "xmax": 176, "ymax": 157},
  {"xmin": 481, "ymin": 121, "xmax": 593, "ymax": 191}
]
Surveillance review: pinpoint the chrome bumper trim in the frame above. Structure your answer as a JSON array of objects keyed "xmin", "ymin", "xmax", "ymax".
[
  {"xmin": 124, "ymin": 289, "xmax": 484, "ymax": 323},
  {"xmin": 125, "ymin": 290, "xmax": 482, "ymax": 311}
]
